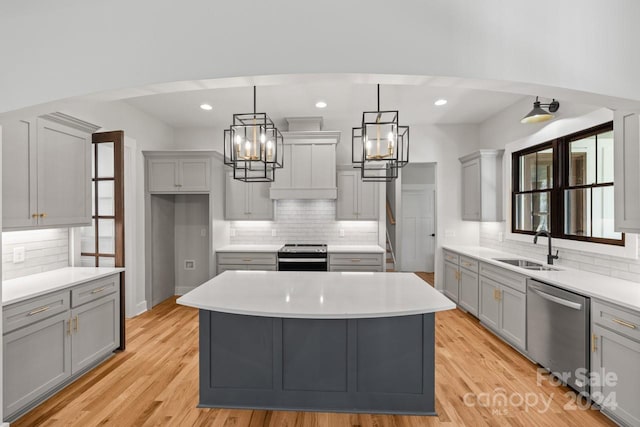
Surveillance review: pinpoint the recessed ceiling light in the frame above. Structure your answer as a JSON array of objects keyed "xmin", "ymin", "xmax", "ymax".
[
  {"xmin": 315, "ymin": 101, "xmax": 327, "ymax": 109},
  {"xmin": 434, "ymin": 99, "xmax": 447, "ymax": 106},
  {"xmin": 200, "ymin": 104, "xmax": 213, "ymax": 111}
]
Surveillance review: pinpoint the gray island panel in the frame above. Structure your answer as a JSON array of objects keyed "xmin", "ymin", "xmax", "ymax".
[{"xmin": 199, "ymin": 310, "xmax": 435, "ymax": 415}]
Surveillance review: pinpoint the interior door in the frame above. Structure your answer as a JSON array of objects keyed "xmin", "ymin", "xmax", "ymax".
[{"xmin": 400, "ymin": 185, "xmax": 435, "ymax": 271}]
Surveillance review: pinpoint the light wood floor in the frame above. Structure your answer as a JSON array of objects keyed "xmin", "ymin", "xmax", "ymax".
[{"xmin": 13, "ymin": 274, "xmax": 615, "ymax": 427}]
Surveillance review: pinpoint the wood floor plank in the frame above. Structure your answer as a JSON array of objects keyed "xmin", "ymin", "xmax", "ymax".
[{"xmin": 11, "ymin": 275, "xmax": 616, "ymax": 427}]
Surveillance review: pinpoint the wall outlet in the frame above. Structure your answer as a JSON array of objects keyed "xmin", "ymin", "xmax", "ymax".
[
  {"xmin": 13, "ymin": 247, "xmax": 25, "ymax": 263},
  {"xmin": 184, "ymin": 260, "xmax": 196, "ymax": 270},
  {"xmin": 271, "ymin": 229, "xmax": 277, "ymax": 237},
  {"xmin": 444, "ymin": 230, "xmax": 456, "ymax": 238},
  {"xmin": 230, "ymin": 228, "xmax": 236, "ymax": 237},
  {"xmin": 200, "ymin": 228, "xmax": 207, "ymax": 237},
  {"xmin": 339, "ymin": 229, "xmax": 345, "ymax": 237},
  {"xmin": 498, "ymin": 232, "xmax": 504, "ymax": 242}
]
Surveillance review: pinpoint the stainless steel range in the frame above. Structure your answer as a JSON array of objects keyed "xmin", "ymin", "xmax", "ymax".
[{"xmin": 277, "ymin": 244, "xmax": 328, "ymax": 271}]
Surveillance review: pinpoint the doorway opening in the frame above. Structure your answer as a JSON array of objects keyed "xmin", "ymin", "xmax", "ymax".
[
  {"xmin": 398, "ymin": 163, "xmax": 437, "ymax": 275},
  {"xmin": 148, "ymin": 194, "xmax": 210, "ymax": 308}
]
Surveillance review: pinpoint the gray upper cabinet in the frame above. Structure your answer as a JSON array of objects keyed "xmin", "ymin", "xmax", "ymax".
[
  {"xmin": 2, "ymin": 114, "xmax": 96, "ymax": 230},
  {"xmin": 270, "ymin": 130, "xmax": 340, "ymax": 200},
  {"xmin": 336, "ymin": 170, "xmax": 379, "ymax": 220},
  {"xmin": 147, "ymin": 154, "xmax": 211, "ymax": 193},
  {"xmin": 459, "ymin": 149, "xmax": 504, "ymax": 221},
  {"xmin": 225, "ymin": 173, "xmax": 273, "ymax": 220},
  {"xmin": 614, "ymin": 110, "xmax": 640, "ymax": 233}
]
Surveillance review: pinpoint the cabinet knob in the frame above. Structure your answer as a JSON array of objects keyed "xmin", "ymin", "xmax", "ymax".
[
  {"xmin": 32, "ymin": 213, "xmax": 38, "ymax": 218},
  {"xmin": 39, "ymin": 213, "xmax": 47, "ymax": 218}
]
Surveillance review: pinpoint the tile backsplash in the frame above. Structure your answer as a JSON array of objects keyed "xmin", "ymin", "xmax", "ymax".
[
  {"xmin": 480, "ymin": 223, "xmax": 640, "ymax": 283},
  {"xmin": 230, "ymin": 200, "xmax": 379, "ymax": 245},
  {"xmin": 2, "ymin": 228, "xmax": 70, "ymax": 280}
]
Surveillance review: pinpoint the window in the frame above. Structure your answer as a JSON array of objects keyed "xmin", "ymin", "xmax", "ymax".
[{"xmin": 512, "ymin": 122, "xmax": 623, "ymax": 245}]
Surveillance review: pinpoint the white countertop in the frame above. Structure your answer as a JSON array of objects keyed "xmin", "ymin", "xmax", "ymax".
[
  {"xmin": 216, "ymin": 245, "xmax": 283, "ymax": 252},
  {"xmin": 3, "ymin": 267, "xmax": 125, "ymax": 306},
  {"xmin": 177, "ymin": 271, "xmax": 455, "ymax": 319},
  {"xmin": 216, "ymin": 244, "xmax": 385, "ymax": 253},
  {"xmin": 443, "ymin": 245, "xmax": 640, "ymax": 313},
  {"xmin": 327, "ymin": 245, "xmax": 385, "ymax": 253}
]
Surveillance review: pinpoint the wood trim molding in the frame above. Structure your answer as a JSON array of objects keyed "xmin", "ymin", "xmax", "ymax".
[
  {"xmin": 40, "ymin": 112, "xmax": 101, "ymax": 134},
  {"xmin": 386, "ymin": 199, "xmax": 396, "ymax": 225}
]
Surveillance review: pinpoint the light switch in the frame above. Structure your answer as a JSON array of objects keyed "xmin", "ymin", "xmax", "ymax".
[
  {"xmin": 13, "ymin": 247, "xmax": 25, "ymax": 263},
  {"xmin": 201, "ymin": 228, "xmax": 207, "ymax": 237},
  {"xmin": 339, "ymin": 229, "xmax": 345, "ymax": 237}
]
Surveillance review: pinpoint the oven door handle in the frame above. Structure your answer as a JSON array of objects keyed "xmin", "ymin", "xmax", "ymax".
[
  {"xmin": 278, "ymin": 258, "xmax": 327, "ymax": 263},
  {"xmin": 530, "ymin": 288, "xmax": 583, "ymax": 310}
]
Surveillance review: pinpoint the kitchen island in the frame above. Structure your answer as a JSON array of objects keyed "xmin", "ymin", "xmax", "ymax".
[{"xmin": 177, "ymin": 271, "xmax": 455, "ymax": 415}]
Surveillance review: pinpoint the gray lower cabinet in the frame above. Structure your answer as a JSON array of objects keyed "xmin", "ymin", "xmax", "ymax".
[
  {"xmin": 591, "ymin": 300, "xmax": 640, "ymax": 427},
  {"xmin": 478, "ymin": 264, "xmax": 527, "ymax": 351},
  {"xmin": 3, "ymin": 312, "xmax": 72, "ymax": 418},
  {"xmin": 3, "ymin": 274, "xmax": 120, "ymax": 421},
  {"xmin": 216, "ymin": 252, "xmax": 277, "ymax": 274},
  {"xmin": 328, "ymin": 253, "xmax": 383, "ymax": 272},
  {"xmin": 71, "ymin": 293, "xmax": 120, "ymax": 373},
  {"xmin": 443, "ymin": 261, "xmax": 459, "ymax": 303},
  {"xmin": 459, "ymin": 268, "xmax": 479, "ymax": 316}
]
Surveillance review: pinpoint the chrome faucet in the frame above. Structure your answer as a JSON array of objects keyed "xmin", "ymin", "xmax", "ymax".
[{"xmin": 533, "ymin": 230, "xmax": 559, "ymax": 265}]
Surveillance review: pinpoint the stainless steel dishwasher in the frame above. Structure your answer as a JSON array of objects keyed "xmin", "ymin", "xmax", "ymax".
[{"xmin": 527, "ymin": 279, "xmax": 590, "ymax": 395}]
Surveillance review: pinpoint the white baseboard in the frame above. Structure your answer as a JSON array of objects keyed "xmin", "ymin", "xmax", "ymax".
[
  {"xmin": 175, "ymin": 287, "xmax": 195, "ymax": 296},
  {"xmin": 135, "ymin": 300, "xmax": 148, "ymax": 316}
]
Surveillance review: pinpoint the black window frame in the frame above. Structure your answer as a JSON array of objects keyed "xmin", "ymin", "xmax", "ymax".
[{"xmin": 512, "ymin": 121, "xmax": 624, "ymax": 246}]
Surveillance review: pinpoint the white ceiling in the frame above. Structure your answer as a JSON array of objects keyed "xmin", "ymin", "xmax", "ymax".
[{"xmin": 125, "ymin": 80, "xmax": 527, "ymax": 129}]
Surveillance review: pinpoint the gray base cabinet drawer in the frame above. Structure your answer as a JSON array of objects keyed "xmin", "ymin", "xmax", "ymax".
[
  {"xmin": 459, "ymin": 256, "xmax": 479, "ymax": 273},
  {"xmin": 593, "ymin": 300, "xmax": 640, "ymax": 342},
  {"xmin": 217, "ymin": 252, "xmax": 277, "ymax": 265},
  {"xmin": 479, "ymin": 262, "xmax": 527, "ymax": 293},
  {"xmin": 71, "ymin": 275, "xmax": 119, "ymax": 308},
  {"xmin": 3, "ymin": 311, "xmax": 71, "ymax": 418},
  {"xmin": 443, "ymin": 250, "xmax": 459, "ymax": 264},
  {"xmin": 3, "ymin": 291, "xmax": 70, "ymax": 334},
  {"xmin": 329, "ymin": 253, "xmax": 383, "ymax": 266}
]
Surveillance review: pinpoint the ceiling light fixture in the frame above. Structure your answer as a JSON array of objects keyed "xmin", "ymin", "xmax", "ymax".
[
  {"xmin": 223, "ymin": 86, "xmax": 284, "ymax": 182},
  {"xmin": 200, "ymin": 103, "xmax": 213, "ymax": 111},
  {"xmin": 352, "ymin": 84, "xmax": 409, "ymax": 182},
  {"xmin": 521, "ymin": 96, "xmax": 560, "ymax": 124},
  {"xmin": 315, "ymin": 101, "xmax": 327, "ymax": 109},
  {"xmin": 434, "ymin": 99, "xmax": 447, "ymax": 106}
]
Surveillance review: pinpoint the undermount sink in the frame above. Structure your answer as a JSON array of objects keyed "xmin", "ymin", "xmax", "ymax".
[{"xmin": 492, "ymin": 258, "xmax": 560, "ymax": 271}]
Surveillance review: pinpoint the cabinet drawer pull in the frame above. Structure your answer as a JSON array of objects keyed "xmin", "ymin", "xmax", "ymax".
[
  {"xmin": 592, "ymin": 333, "xmax": 597, "ymax": 353},
  {"xmin": 67, "ymin": 319, "xmax": 72, "ymax": 336},
  {"xmin": 351, "ymin": 259, "xmax": 361, "ymax": 262},
  {"xmin": 91, "ymin": 287, "xmax": 106, "ymax": 294},
  {"xmin": 28, "ymin": 306, "xmax": 50, "ymax": 316},
  {"xmin": 612, "ymin": 318, "xmax": 637, "ymax": 329},
  {"xmin": 74, "ymin": 315, "xmax": 79, "ymax": 332},
  {"xmin": 463, "ymin": 262, "xmax": 473, "ymax": 268},
  {"xmin": 242, "ymin": 259, "xmax": 252, "ymax": 262}
]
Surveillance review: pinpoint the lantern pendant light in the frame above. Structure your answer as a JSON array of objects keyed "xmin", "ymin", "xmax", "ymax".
[
  {"xmin": 352, "ymin": 84, "xmax": 409, "ymax": 182},
  {"xmin": 223, "ymin": 86, "xmax": 284, "ymax": 182}
]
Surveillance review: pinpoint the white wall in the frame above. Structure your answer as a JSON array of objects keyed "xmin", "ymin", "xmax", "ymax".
[
  {"xmin": 477, "ymin": 100, "xmax": 640, "ymax": 283},
  {"xmin": 1, "ymin": 99, "xmax": 175, "ymax": 315},
  {"xmin": 2, "ymin": 1, "xmax": 640, "ymax": 114}
]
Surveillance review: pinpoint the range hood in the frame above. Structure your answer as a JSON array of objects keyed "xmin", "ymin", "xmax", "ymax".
[{"xmin": 270, "ymin": 117, "xmax": 341, "ymax": 200}]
